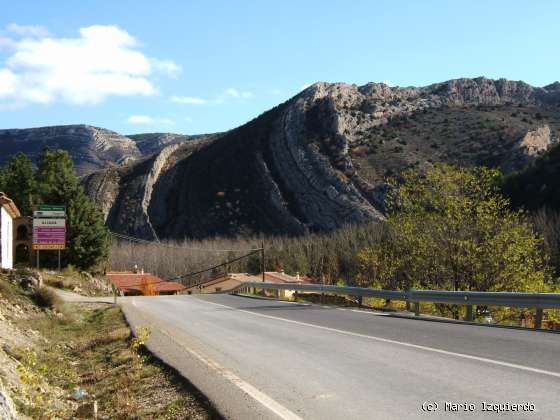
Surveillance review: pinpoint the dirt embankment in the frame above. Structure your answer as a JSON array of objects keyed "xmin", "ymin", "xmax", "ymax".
[{"xmin": 0, "ymin": 269, "xmax": 219, "ymax": 419}]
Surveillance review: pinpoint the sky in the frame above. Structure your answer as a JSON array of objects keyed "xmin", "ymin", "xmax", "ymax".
[{"xmin": 0, "ymin": 0, "xmax": 559, "ymax": 135}]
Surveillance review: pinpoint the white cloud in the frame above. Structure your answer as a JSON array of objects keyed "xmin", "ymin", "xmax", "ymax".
[
  {"xmin": 0, "ymin": 24, "xmax": 181, "ymax": 105},
  {"xmin": 224, "ymin": 87, "xmax": 252, "ymax": 98},
  {"xmin": 127, "ymin": 115, "xmax": 154, "ymax": 124},
  {"xmin": 126, "ymin": 114, "xmax": 174, "ymax": 125},
  {"xmin": 6, "ymin": 23, "xmax": 50, "ymax": 38},
  {"xmin": 171, "ymin": 88, "xmax": 253, "ymax": 106},
  {"xmin": 0, "ymin": 69, "xmax": 17, "ymax": 96},
  {"xmin": 225, "ymin": 88, "xmax": 240, "ymax": 98},
  {"xmin": 270, "ymin": 88, "xmax": 282, "ymax": 95},
  {"xmin": 301, "ymin": 83, "xmax": 311, "ymax": 91},
  {"xmin": 170, "ymin": 95, "xmax": 207, "ymax": 105},
  {"xmin": 151, "ymin": 58, "xmax": 182, "ymax": 77},
  {"xmin": 382, "ymin": 80, "xmax": 394, "ymax": 87}
]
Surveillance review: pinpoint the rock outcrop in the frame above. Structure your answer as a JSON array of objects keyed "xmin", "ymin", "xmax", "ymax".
[
  {"xmin": 81, "ymin": 77, "xmax": 560, "ymax": 240},
  {"xmin": 519, "ymin": 125, "xmax": 554, "ymax": 156},
  {"xmin": 0, "ymin": 378, "xmax": 17, "ymax": 420}
]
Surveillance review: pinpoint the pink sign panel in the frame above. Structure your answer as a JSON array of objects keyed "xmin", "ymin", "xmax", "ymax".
[{"xmin": 33, "ymin": 227, "xmax": 66, "ymax": 245}]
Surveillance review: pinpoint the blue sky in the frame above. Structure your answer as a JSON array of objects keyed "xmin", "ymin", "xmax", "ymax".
[{"xmin": 0, "ymin": 0, "xmax": 558, "ymax": 135}]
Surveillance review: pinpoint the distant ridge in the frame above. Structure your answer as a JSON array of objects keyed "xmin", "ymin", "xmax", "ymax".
[{"xmin": 0, "ymin": 124, "xmax": 203, "ymax": 175}]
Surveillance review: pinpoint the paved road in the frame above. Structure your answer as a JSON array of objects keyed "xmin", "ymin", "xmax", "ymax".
[{"xmin": 120, "ymin": 294, "xmax": 560, "ymax": 420}]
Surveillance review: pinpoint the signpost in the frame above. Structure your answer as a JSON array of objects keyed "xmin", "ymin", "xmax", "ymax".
[{"xmin": 33, "ymin": 205, "xmax": 66, "ymax": 270}]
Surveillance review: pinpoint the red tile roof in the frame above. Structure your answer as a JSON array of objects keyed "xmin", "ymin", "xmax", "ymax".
[{"xmin": 106, "ymin": 272, "xmax": 185, "ymax": 294}]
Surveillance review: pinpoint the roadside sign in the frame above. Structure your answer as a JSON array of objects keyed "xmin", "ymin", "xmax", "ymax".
[
  {"xmin": 33, "ymin": 244, "xmax": 65, "ymax": 250},
  {"xmin": 33, "ymin": 218, "xmax": 66, "ymax": 227},
  {"xmin": 39, "ymin": 205, "xmax": 66, "ymax": 212},
  {"xmin": 33, "ymin": 210, "xmax": 66, "ymax": 218},
  {"xmin": 33, "ymin": 206, "xmax": 66, "ymax": 251}
]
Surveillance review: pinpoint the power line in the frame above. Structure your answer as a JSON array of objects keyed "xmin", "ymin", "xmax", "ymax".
[
  {"xmin": 170, "ymin": 249, "xmax": 261, "ymax": 281},
  {"xmin": 110, "ymin": 248, "xmax": 261, "ymax": 288},
  {"xmin": 109, "ymin": 231, "xmax": 262, "ymax": 253}
]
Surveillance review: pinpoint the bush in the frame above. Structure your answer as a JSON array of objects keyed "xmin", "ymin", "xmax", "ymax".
[
  {"xmin": 32, "ymin": 287, "xmax": 62, "ymax": 309},
  {"xmin": 358, "ymin": 164, "xmax": 551, "ymax": 295}
]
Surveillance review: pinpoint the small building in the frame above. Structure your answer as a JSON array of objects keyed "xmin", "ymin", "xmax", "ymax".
[
  {"xmin": 0, "ymin": 193, "xmax": 21, "ymax": 269},
  {"xmin": 184, "ymin": 271, "xmax": 313, "ymax": 296},
  {"xmin": 106, "ymin": 271, "xmax": 186, "ymax": 296},
  {"xmin": 14, "ymin": 216, "xmax": 32, "ymax": 265}
]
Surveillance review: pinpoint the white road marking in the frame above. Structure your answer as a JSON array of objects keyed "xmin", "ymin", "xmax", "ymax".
[
  {"xmin": 131, "ymin": 299, "xmax": 304, "ymax": 420},
  {"xmin": 234, "ymin": 295, "xmax": 311, "ymax": 306},
  {"xmin": 199, "ymin": 298, "xmax": 560, "ymax": 380},
  {"xmin": 350, "ymin": 309, "xmax": 391, "ymax": 316}
]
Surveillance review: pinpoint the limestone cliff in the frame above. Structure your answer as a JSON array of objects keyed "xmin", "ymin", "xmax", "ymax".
[{"xmin": 81, "ymin": 77, "xmax": 560, "ymax": 239}]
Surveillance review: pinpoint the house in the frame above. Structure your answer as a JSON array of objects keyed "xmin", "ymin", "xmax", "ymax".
[
  {"xmin": 184, "ymin": 271, "xmax": 313, "ymax": 296},
  {"xmin": 0, "ymin": 193, "xmax": 21, "ymax": 269},
  {"xmin": 105, "ymin": 271, "xmax": 186, "ymax": 296},
  {"xmin": 14, "ymin": 216, "xmax": 32, "ymax": 265}
]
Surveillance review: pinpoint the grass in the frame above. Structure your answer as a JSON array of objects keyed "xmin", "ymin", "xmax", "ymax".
[
  {"xmin": 41, "ymin": 265, "xmax": 110, "ymax": 297},
  {"xmin": 15, "ymin": 304, "xmax": 220, "ymax": 419}
]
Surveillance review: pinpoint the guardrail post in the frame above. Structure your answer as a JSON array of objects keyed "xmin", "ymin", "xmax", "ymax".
[
  {"xmin": 465, "ymin": 305, "xmax": 474, "ymax": 322},
  {"xmin": 414, "ymin": 302, "xmax": 420, "ymax": 316},
  {"xmin": 535, "ymin": 308, "xmax": 543, "ymax": 329}
]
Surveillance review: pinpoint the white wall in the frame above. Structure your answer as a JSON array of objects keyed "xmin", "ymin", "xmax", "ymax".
[{"xmin": 0, "ymin": 207, "xmax": 13, "ymax": 269}]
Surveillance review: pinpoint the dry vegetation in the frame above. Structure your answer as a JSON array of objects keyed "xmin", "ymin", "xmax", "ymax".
[
  {"xmin": 20, "ymin": 305, "xmax": 219, "ymax": 419},
  {"xmin": 0, "ymin": 273, "xmax": 219, "ymax": 419},
  {"xmin": 41, "ymin": 266, "xmax": 112, "ymax": 296},
  {"xmin": 108, "ymin": 222, "xmax": 385, "ymax": 286}
]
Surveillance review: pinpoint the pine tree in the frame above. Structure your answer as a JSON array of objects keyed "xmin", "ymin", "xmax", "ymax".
[
  {"xmin": 0, "ymin": 153, "xmax": 37, "ymax": 216},
  {"xmin": 35, "ymin": 149, "xmax": 109, "ymax": 269}
]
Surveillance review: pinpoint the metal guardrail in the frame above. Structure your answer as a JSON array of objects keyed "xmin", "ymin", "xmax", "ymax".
[
  {"xmin": 235, "ymin": 281, "xmax": 406, "ymax": 300},
  {"xmin": 408, "ymin": 289, "xmax": 560, "ymax": 309},
  {"xmin": 230, "ymin": 282, "xmax": 560, "ymax": 329}
]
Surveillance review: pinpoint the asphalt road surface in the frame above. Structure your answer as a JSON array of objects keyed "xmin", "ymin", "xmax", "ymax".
[{"xmin": 120, "ymin": 294, "xmax": 560, "ymax": 420}]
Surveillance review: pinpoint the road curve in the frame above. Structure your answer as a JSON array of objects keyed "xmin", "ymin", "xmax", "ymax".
[{"xmin": 121, "ymin": 294, "xmax": 560, "ymax": 420}]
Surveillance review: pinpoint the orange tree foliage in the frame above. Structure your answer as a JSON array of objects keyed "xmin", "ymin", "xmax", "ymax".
[{"xmin": 140, "ymin": 276, "xmax": 158, "ymax": 296}]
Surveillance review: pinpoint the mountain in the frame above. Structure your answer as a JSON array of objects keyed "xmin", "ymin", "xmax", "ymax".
[
  {"xmin": 503, "ymin": 142, "xmax": 560, "ymax": 211},
  {"xmin": 82, "ymin": 77, "xmax": 560, "ymax": 240},
  {"xmin": 0, "ymin": 125, "xmax": 198, "ymax": 176},
  {"xmin": 127, "ymin": 132, "xmax": 211, "ymax": 155}
]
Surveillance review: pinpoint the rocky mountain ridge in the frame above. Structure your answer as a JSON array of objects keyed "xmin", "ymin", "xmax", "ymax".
[
  {"xmin": 0, "ymin": 125, "xmax": 200, "ymax": 175},
  {"xmin": 82, "ymin": 77, "xmax": 560, "ymax": 240}
]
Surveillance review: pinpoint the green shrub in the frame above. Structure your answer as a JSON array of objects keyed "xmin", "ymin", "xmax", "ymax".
[{"xmin": 32, "ymin": 287, "xmax": 61, "ymax": 309}]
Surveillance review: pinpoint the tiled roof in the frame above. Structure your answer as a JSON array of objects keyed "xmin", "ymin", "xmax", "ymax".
[{"xmin": 106, "ymin": 272, "xmax": 185, "ymax": 293}]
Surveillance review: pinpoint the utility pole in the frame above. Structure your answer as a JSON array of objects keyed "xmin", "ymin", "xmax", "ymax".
[{"xmin": 261, "ymin": 240, "xmax": 265, "ymax": 282}]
